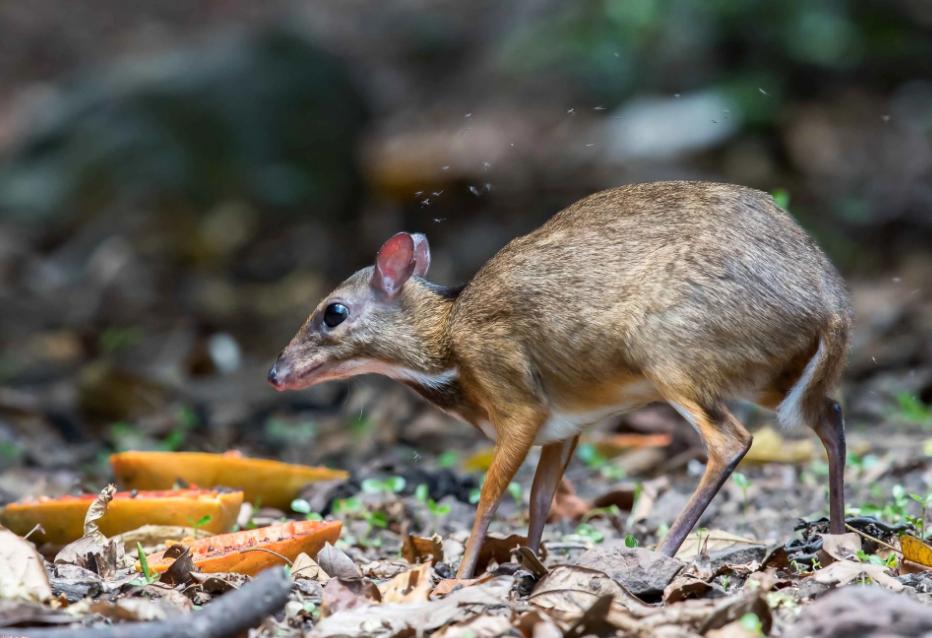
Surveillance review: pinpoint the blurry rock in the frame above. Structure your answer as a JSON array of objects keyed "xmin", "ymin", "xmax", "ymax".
[
  {"xmin": 0, "ymin": 26, "xmax": 367, "ymax": 223},
  {"xmin": 787, "ymin": 586, "xmax": 932, "ymax": 638}
]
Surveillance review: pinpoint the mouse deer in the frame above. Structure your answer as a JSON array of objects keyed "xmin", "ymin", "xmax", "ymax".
[{"xmin": 269, "ymin": 181, "xmax": 852, "ymax": 578}]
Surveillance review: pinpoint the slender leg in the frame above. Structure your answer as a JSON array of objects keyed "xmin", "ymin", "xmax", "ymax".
[
  {"xmin": 812, "ymin": 398, "xmax": 846, "ymax": 534},
  {"xmin": 527, "ymin": 435, "xmax": 579, "ymax": 553},
  {"xmin": 457, "ymin": 412, "xmax": 541, "ymax": 579},
  {"xmin": 657, "ymin": 400, "xmax": 752, "ymax": 556}
]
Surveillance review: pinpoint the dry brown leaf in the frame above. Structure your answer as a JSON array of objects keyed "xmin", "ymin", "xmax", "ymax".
[
  {"xmin": 901, "ymin": 534, "xmax": 932, "ymax": 570},
  {"xmin": 311, "ymin": 576, "xmax": 513, "ymax": 638},
  {"xmin": 430, "ymin": 574, "xmax": 491, "ymax": 599},
  {"xmin": 54, "ymin": 484, "xmax": 124, "ymax": 577},
  {"xmin": 317, "ymin": 542, "xmax": 361, "ymax": 579},
  {"xmin": 114, "ymin": 525, "xmax": 203, "ymax": 554},
  {"xmin": 378, "ymin": 561, "xmax": 433, "ymax": 604},
  {"xmin": 159, "ymin": 544, "xmax": 196, "ymax": 586},
  {"xmin": 434, "ymin": 613, "xmax": 516, "ymax": 637},
  {"xmin": 293, "ymin": 552, "xmax": 330, "ymax": 583},
  {"xmin": 592, "ymin": 433, "xmax": 673, "ymax": 458},
  {"xmin": 475, "ymin": 533, "xmax": 527, "ymax": 573},
  {"xmin": 550, "ymin": 479, "xmax": 591, "ymax": 522},
  {"xmin": 819, "ymin": 532, "xmax": 861, "ymax": 563},
  {"xmin": 402, "ymin": 533, "xmax": 443, "ymax": 564},
  {"xmin": 674, "ymin": 529, "xmax": 762, "ymax": 562},
  {"xmin": 530, "ymin": 565, "xmax": 651, "ymax": 619},
  {"xmin": 810, "ymin": 559, "xmax": 904, "ymax": 591},
  {"xmin": 0, "ymin": 529, "xmax": 52, "ymax": 602},
  {"xmin": 320, "ymin": 577, "xmax": 382, "ymax": 617}
]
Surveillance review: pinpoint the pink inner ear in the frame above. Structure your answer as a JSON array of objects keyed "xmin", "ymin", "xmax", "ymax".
[{"xmin": 373, "ymin": 232, "xmax": 416, "ymax": 297}]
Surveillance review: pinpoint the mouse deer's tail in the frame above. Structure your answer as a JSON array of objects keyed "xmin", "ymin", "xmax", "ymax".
[{"xmin": 776, "ymin": 314, "xmax": 850, "ymax": 429}]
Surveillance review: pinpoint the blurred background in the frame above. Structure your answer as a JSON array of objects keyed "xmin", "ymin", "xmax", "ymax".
[{"xmin": 0, "ymin": 1, "xmax": 929, "ymax": 501}]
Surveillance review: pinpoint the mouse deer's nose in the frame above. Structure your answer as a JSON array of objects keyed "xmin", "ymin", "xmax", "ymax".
[{"xmin": 267, "ymin": 363, "xmax": 283, "ymax": 388}]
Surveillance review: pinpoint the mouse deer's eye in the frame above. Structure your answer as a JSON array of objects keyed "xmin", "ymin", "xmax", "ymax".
[{"xmin": 323, "ymin": 303, "xmax": 349, "ymax": 328}]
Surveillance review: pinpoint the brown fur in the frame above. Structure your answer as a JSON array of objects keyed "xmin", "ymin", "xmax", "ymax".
[{"xmin": 270, "ymin": 180, "xmax": 853, "ymax": 577}]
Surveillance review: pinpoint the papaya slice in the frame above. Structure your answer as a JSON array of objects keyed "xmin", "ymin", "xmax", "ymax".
[
  {"xmin": 110, "ymin": 451, "xmax": 348, "ymax": 509},
  {"xmin": 0, "ymin": 489, "xmax": 242, "ymax": 546},
  {"xmin": 144, "ymin": 519, "xmax": 342, "ymax": 575}
]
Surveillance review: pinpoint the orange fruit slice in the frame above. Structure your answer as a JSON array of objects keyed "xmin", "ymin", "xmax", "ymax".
[
  {"xmin": 110, "ymin": 451, "xmax": 348, "ymax": 509},
  {"xmin": 144, "ymin": 519, "xmax": 342, "ymax": 575},
  {"xmin": 0, "ymin": 489, "xmax": 242, "ymax": 545}
]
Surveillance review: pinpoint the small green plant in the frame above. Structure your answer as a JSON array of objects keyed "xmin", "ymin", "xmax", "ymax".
[
  {"xmin": 507, "ymin": 482, "xmax": 523, "ymax": 506},
  {"xmin": 855, "ymin": 549, "xmax": 898, "ymax": 568},
  {"xmin": 739, "ymin": 612, "xmax": 764, "ymax": 636},
  {"xmin": 190, "ymin": 514, "xmax": 212, "ymax": 539},
  {"xmin": 575, "ymin": 443, "xmax": 625, "ymax": 479},
  {"xmin": 415, "ymin": 483, "xmax": 452, "ymax": 518},
  {"xmin": 361, "ymin": 476, "xmax": 407, "ymax": 495},
  {"xmin": 571, "ymin": 523, "xmax": 604, "ymax": 543},
  {"xmin": 732, "ymin": 472, "xmax": 751, "ymax": 511},
  {"xmin": 468, "ymin": 488, "xmax": 481, "ymax": 505},
  {"xmin": 333, "ymin": 496, "xmax": 388, "ymax": 547},
  {"xmin": 624, "ymin": 533, "xmax": 638, "ymax": 548},
  {"xmin": 437, "ymin": 451, "xmax": 458, "ymax": 469},
  {"xmin": 850, "ymin": 484, "xmax": 929, "ymax": 533},
  {"xmin": 290, "ymin": 498, "xmax": 323, "ymax": 521},
  {"xmin": 130, "ymin": 542, "xmax": 159, "ymax": 586},
  {"xmin": 894, "ymin": 392, "xmax": 932, "ymax": 427}
]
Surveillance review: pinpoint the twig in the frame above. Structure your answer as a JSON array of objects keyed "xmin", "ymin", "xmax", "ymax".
[
  {"xmin": 15, "ymin": 567, "xmax": 292, "ymax": 638},
  {"xmin": 844, "ymin": 523, "xmax": 902, "ymax": 556},
  {"xmin": 236, "ymin": 547, "xmax": 293, "ymax": 566}
]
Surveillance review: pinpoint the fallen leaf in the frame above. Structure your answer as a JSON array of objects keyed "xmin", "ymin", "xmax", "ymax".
[
  {"xmin": 574, "ymin": 542, "xmax": 684, "ymax": 600},
  {"xmin": 434, "ymin": 613, "xmax": 515, "ymax": 637},
  {"xmin": 674, "ymin": 529, "xmax": 763, "ymax": 562},
  {"xmin": 463, "ymin": 447, "xmax": 494, "ymax": 472},
  {"xmin": 592, "ymin": 433, "xmax": 673, "ymax": 458},
  {"xmin": 54, "ymin": 485, "xmax": 125, "ymax": 578},
  {"xmin": 292, "ymin": 552, "xmax": 330, "ymax": 583},
  {"xmin": 901, "ymin": 534, "xmax": 932, "ymax": 570},
  {"xmin": 402, "ymin": 533, "xmax": 443, "ymax": 564},
  {"xmin": 159, "ymin": 545, "xmax": 196, "ymax": 586},
  {"xmin": 475, "ymin": 533, "xmax": 527, "ymax": 573},
  {"xmin": 529, "ymin": 565, "xmax": 650, "ymax": 618},
  {"xmin": 810, "ymin": 559, "xmax": 904, "ymax": 591},
  {"xmin": 114, "ymin": 525, "xmax": 203, "ymax": 554},
  {"xmin": 317, "ymin": 542, "xmax": 361, "ymax": 579},
  {"xmin": 819, "ymin": 532, "xmax": 861, "ymax": 563},
  {"xmin": 0, "ymin": 529, "xmax": 52, "ymax": 602},
  {"xmin": 312, "ymin": 576, "xmax": 513, "ymax": 637},
  {"xmin": 549, "ymin": 478, "xmax": 591, "ymax": 522},
  {"xmin": 378, "ymin": 562, "xmax": 434, "ymax": 604},
  {"xmin": 321, "ymin": 577, "xmax": 382, "ymax": 617},
  {"xmin": 429, "ymin": 574, "xmax": 491, "ymax": 599},
  {"xmin": 742, "ymin": 426, "xmax": 813, "ymax": 464}
]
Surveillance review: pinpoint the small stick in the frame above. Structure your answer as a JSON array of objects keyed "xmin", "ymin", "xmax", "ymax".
[
  {"xmin": 15, "ymin": 567, "xmax": 292, "ymax": 638},
  {"xmin": 236, "ymin": 547, "xmax": 294, "ymax": 565}
]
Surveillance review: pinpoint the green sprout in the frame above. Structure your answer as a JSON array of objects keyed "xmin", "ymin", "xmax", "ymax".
[
  {"xmin": 732, "ymin": 472, "xmax": 751, "ymax": 511},
  {"xmin": 130, "ymin": 542, "xmax": 159, "ymax": 586}
]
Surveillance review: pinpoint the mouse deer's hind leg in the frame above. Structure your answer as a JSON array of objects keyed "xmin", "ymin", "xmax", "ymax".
[
  {"xmin": 811, "ymin": 398, "xmax": 846, "ymax": 534},
  {"xmin": 657, "ymin": 399, "xmax": 752, "ymax": 557}
]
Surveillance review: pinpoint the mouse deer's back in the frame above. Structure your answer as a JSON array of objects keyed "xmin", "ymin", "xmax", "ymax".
[{"xmin": 451, "ymin": 181, "xmax": 851, "ymax": 425}]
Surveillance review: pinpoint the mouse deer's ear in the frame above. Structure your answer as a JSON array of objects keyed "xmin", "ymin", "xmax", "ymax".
[
  {"xmin": 411, "ymin": 233, "xmax": 430, "ymax": 277},
  {"xmin": 372, "ymin": 232, "xmax": 416, "ymax": 298}
]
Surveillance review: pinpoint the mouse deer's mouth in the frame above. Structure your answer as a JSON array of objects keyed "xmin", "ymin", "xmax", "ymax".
[{"xmin": 267, "ymin": 360, "xmax": 326, "ymax": 391}]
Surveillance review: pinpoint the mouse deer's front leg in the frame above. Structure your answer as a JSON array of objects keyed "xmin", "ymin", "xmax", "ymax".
[
  {"xmin": 527, "ymin": 435, "xmax": 579, "ymax": 554},
  {"xmin": 456, "ymin": 403, "xmax": 544, "ymax": 579}
]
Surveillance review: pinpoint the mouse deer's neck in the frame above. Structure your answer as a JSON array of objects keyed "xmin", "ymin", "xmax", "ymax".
[{"xmin": 403, "ymin": 279, "xmax": 461, "ymax": 372}]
